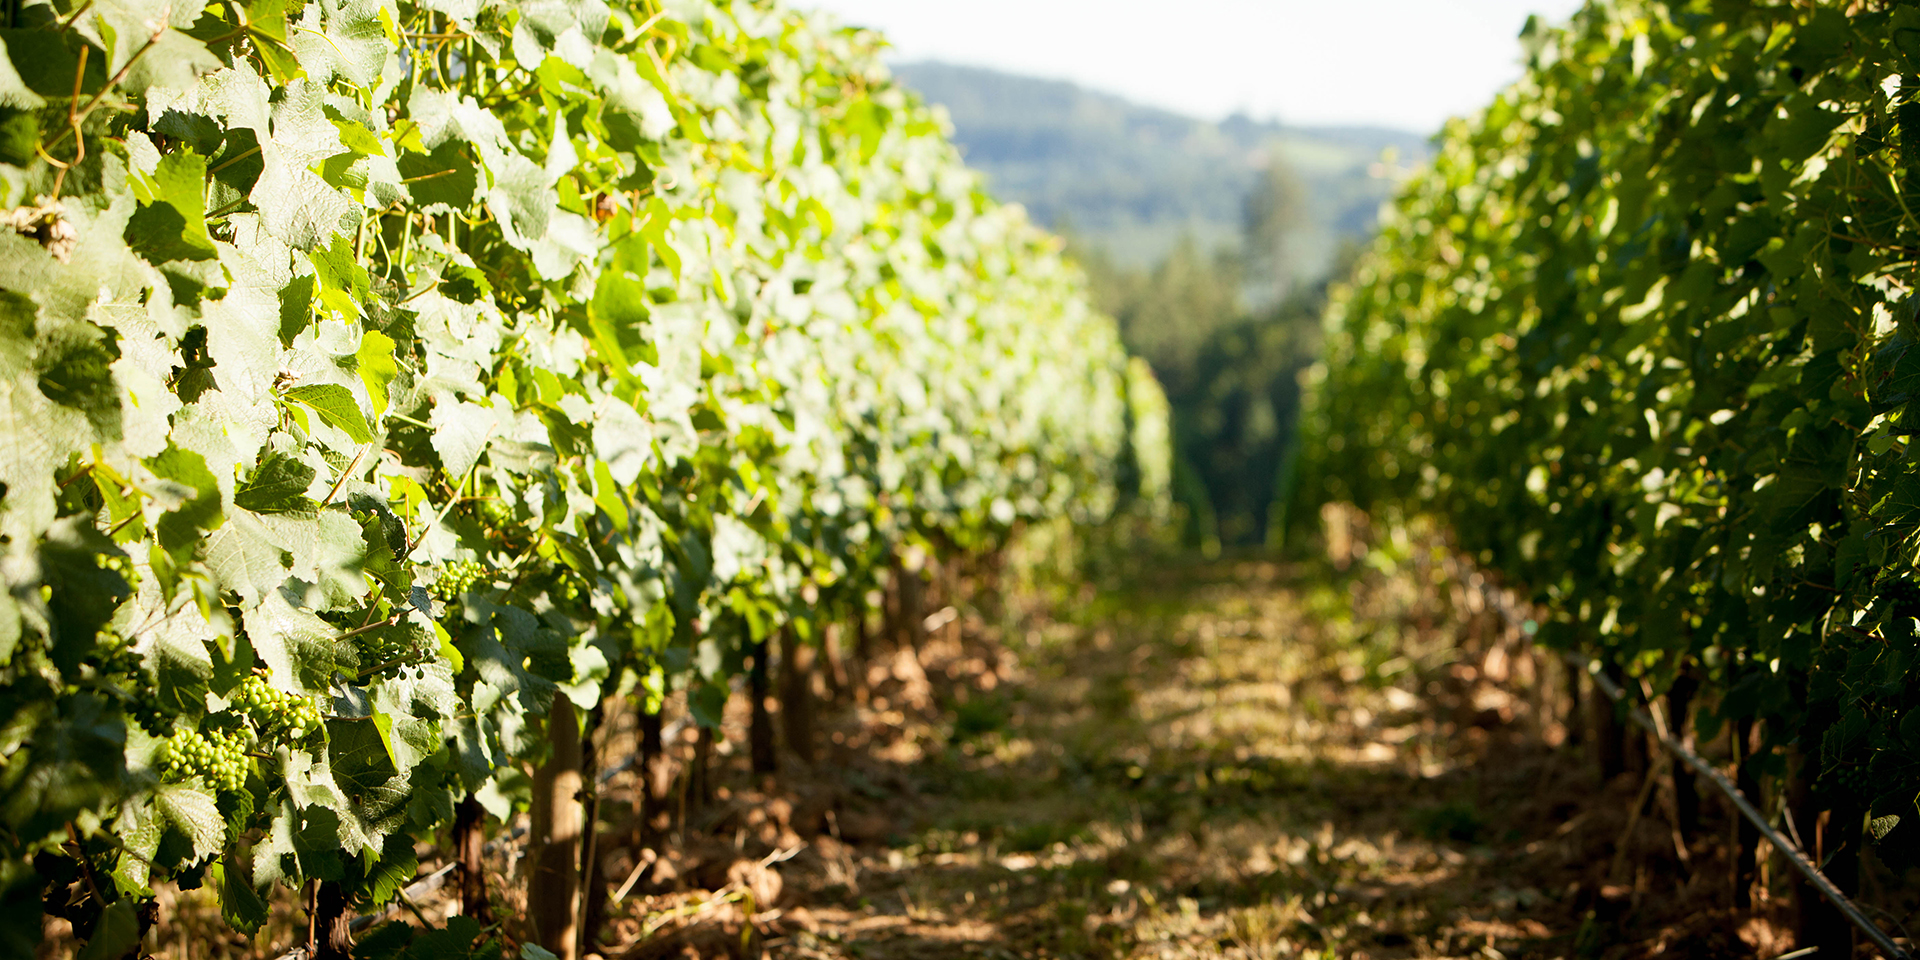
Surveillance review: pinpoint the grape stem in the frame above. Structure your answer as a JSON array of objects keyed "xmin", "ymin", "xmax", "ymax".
[
  {"xmin": 394, "ymin": 885, "xmax": 434, "ymax": 927},
  {"xmin": 405, "ymin": 423, "xmax": 497, "ymax": 557},
  {"xmin": 336, "ymin": 613, "xmax": 405, "ymax": 644},
  {"xmin": 358, "ymin": 585, "xmax": 387, "ymax": 628},
  {"xmin": 320, "ymin": 443, "xmax": 370, "ymax": 508},
  {"xmin": 354, "ymin": 654, "xmax": 417, "ymax": 679},
  {"xmin": 63, "ymin": 822, "xmax": 106, "ymax": 908}
]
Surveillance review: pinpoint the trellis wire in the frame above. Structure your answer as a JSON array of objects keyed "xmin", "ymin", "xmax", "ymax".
[{"xmin": 1470, "ymin": 577, "xmax": 1910, "ymax": 960}]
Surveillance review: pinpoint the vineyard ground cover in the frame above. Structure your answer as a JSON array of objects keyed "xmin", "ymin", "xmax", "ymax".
[
  {"xmin": 776, "ymin": 549, "xmax": 1919, "ymax": 960},
  {"xmin": 44, "ymin": 543, "xmax": 1914, "ymax": 959}
]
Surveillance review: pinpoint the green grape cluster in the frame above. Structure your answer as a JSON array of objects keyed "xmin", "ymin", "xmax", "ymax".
[
  {"xmin": 87, "ymin": 629, "xmax": 141, "ymax": 678},
  {"xmin": 353, "ymin": 625, "xmax": 435, "ymax": 677},
  {"xmin": 431, "ymin": 559, "xmax": 488, "ymax": 601},
  {"xmin": 230, "ymin": 675, "xmax": 323, "ymax": 740},
  {"xmin": 87, "ymin": 632, "xmax": 171, "ymax": 736},
  {"xmin": 160, "ymin": 728, "xmax": 251, "ymax": 793}
]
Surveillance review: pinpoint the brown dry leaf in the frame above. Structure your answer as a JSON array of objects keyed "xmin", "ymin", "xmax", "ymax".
[{"xmin": 6, "ymin": 198, "xmax": 75, "ymax": 262}]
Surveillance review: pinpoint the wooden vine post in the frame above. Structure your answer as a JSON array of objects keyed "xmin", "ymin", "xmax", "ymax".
[
  {"xmin": 779, "ymin": 626, "xmax": 816, "ymax": 764},
  {"xmin": 1732, "ymin": 719, "xmax": 1762, "ymax": 910},
  {"xmin": 529, "ymin": 693, "xmax": 584, "ymax": 960},
  {"xmin": 308, "ymin": 881, "xmax": 353, "ymax": 960},
  {"xmin": 1591, "ymin": 660, "xmax": 1628, "ymax": 782},
  {"xmin": 639, "ymin": 706, "xmax": 667, "ymax": 846},
  {"xmin": 1665, "ymin": 672, "xmax": 1700, "ymax": 837},
  {"xmin": 454, "ymin": 794, "xmax": 493, "ymax": 924},
  {"xmin": 749, "ymin": 637, "xmax": 778, "ymax": 775}
]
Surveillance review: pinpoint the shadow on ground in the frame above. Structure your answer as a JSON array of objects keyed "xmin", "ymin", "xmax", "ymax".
[{"xmin": 760, "ymin": 556, "xmax": 1804, "ymax": 960}]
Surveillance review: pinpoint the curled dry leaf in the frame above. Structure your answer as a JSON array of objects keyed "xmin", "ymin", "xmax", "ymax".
[{"xmin": 5, "ymin": 198, "xmax": 76, "ymax": 262}]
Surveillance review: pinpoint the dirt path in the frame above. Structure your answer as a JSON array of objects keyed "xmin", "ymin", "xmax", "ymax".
[
  {"xmin": 106, "ymin": 555, "xmax": 1834, "ymax": 960},
  {"xmin": 757, "ymin": 559, "xmax": 1781, "ymax": 960}
]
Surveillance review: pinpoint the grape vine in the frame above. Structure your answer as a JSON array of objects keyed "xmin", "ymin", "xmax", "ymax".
[
  {"xmin": 1301, "ymin": 0, "xmax": 1920, "ymax": 899},
  {"xmin": 0, "ymin": 0, "xmax": 1171, "ymax": 952}
]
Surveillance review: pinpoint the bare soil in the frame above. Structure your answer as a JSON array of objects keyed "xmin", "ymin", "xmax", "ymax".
[
  {"xmin": 50, "ymin": 550, "xmax": 1920, "ymax": 959},
  {"xmin": 599, "ymin": 552, "xmax": 1909, "ymax": 959}
]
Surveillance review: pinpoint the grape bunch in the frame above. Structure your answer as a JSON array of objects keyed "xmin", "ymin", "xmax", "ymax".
[
  {"xmin": 352, "ymin": 624, "xmax": 435, "ymax": 677},
  {"xmin": 230, "ymin": 675, "xmax": 322, "ymax": 741},
  {"xmin": 431, "ymin": 559, "xmax": 488, "ymax": 601},
  {"xmin": 87, "ymin": 632, "xmax": 171, "ymax": 736},
  {"xmin": 159, "ymin": 728, "xmax": 251, "ymax": 793}
]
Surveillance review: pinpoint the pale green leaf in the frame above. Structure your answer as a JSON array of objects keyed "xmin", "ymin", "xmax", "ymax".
[
  {"xmin": 429, "ymin": 399, "xmax": 496, "ymax": 479},
  {"xmin": 356, "ymin": 330, "xmax": 398, "ymax": 416},
  {"xmin": 155, "ymin": 783, "xmax": 226, "ymax": 861}
]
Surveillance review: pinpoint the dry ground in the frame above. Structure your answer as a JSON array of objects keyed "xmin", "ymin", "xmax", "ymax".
[
  {"xmin": 48, "ymin": 547, "xmax": 1920, "ymax": 959},
  {"xmin": 609, "ymin": 549, "xmax": 1914, "ymax": 960},
  {"xmin": 726, "ymin": 557, "xmax": 1766, "ymax": 960}
]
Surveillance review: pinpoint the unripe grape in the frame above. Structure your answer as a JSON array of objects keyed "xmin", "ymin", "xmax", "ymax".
[
  {"xmin": 430, "ymin": 559, "xmax": 487, "ymax": 601},
  {"xmin": 159, "ymin": 728, "xmax": 250, "ymax": 793},
  {"xmin": 232, "ymin": 675, "xmax": 323, "ymax": 746}
]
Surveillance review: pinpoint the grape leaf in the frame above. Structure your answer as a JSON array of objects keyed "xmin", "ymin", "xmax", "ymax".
[
  {"xmin": 326, "ymin": 715, "xmax": 399, "ymax": 797},
  {"xmin": 152, "ymin": 628, "xmax": 214, "ymax": 717},
  {"xmin": 233, "ymin": 450, "xmax": 319, "ymax": 514},
  {"xmin": 155, "ymin": 783, "xmax": 226, "ymax": 861},
  {"xmin": 398, "ymin": 139, "xmax": 481, "ymax": 212},
  {"xmin": 72, "ymin": 900, "xmax": 139, "ymax": 960},
  {"xmin": 215, "ymin": 852, "xmax": 269, "ymax": 934},
  {"xmin": 244, "ymin": 592, "xmax": 345, "ymax": 695},
  {"xmin": 286, "ymin": 383, "xmax": 374, "ymax": 443},
  {"xmin": 357, "ymin": 330, "xmax": 399, "ymax": 416},
  {"xmin": 429, "ymin": 399, "xmax": 496, "ymax": 479}
]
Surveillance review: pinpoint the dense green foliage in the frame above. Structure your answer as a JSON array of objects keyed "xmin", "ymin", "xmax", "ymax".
[
  {"xmin": 0, "ymin": 0, "xmax": 1165, "ymax": 949},
  {"xmin": 1303, "ymin": 0, "xmax": 1920, "ymax": 863}
]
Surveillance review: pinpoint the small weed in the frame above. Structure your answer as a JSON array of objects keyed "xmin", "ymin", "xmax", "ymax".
[
  {"xmin": 951, "ymin": 695, "xmax": 1010, "ymax": 742},
  {"xmin": 1415, "ymin": 800, "xmax": 1484, "ymax": 843},
  {"xmin": 1225, "ymin": 898, "xmax": 1310, "ymax": 960},
  {"xmin": 1002, "ymin": 820, "xmax": 1088, "ymax": 852}
]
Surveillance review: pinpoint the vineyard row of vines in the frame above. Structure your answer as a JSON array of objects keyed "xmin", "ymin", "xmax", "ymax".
[
  {"xmin": 1300, "ymin": 0, "xmax": 1920, "ymax": 953},
  {"xmin": 0, "ymin": 0, "xmax": 1170, "ymax": 956}
]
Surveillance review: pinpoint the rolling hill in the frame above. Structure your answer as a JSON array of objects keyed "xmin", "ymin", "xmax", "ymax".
[{"xmin": 890, "ymin": 61, "xmax": 1431, "ymax": 273}]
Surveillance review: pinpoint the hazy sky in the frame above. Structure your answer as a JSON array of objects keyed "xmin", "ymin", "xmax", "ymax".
[{"xmin": 801, "ymin": 0, "xmax": 1589, "ymax": 132}]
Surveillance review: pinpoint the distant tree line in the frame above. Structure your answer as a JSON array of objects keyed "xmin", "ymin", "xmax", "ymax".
[{"xmin": 1073, "ymin": 162, "xmax": 1355, "ymax": 551}]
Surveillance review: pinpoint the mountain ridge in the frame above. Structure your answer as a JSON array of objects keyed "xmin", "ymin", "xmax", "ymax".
[{"xmin": 890, "ymin": 61, "xmax": 1431, "ymax": 269}]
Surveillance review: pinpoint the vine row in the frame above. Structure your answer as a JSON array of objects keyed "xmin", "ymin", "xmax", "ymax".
[
  {"xmin": 0, "ymin": 0, "xmax": 1169, "ymax": 954},
  {"xmin": 1301, "ymin": 0, "xmax": 1920, "ymax": 948}
]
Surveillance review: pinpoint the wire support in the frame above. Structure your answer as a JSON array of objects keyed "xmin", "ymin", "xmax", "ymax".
[
  {"xmin": 1575, "ymin": 656, "xmax": 1910, "ymax": 960},
  {"xmin": 1467, "ymin": 574, "xmax": 1909, "ymax": 960}
]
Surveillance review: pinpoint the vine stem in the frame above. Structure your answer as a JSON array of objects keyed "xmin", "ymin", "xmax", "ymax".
[
  {"xmin": 46, "ymin": 20, "xmax": 167, "ymax": 159},
  {"xmin": 403, "ymin": 422, "xmax": 496, "ymax": 557},
  {"xmin": 49, "ymin": 44, "xmax": 88, "ymax": 198},
  {"xmin": 55, "ymin": 0, "xmax": 92, "ymax": 31},
  {"xmin": 320, "ymin": 443, "xmax": 370, "ymax": 507},
  {"xmin": 206, "ymin": 144, "xmax": 261, "ymax": 177},
  {"xmin": 357, "ymin": 582, "xmax": 386, "ymax": 628},
  {"xmin": 205, "ymin": 195, "xmax": 250, "ymax": 219},
  {"xmin": 336, "ymin": 614, "xmax": 404, "ymax": 645},
  {"xmin": 63, "ymin": 822, "xmax": 106, "ymax": 907},
  {"xmin": 106, "ymin": 510, "xmax": 142, "ymax": 537},
  {"xmin": 353, "ymin": 651, "xmax": 417, "ymax": 680},
  {"xmin": 399, "ymin": 168, "xmax": 461, "ymax": 184}
]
